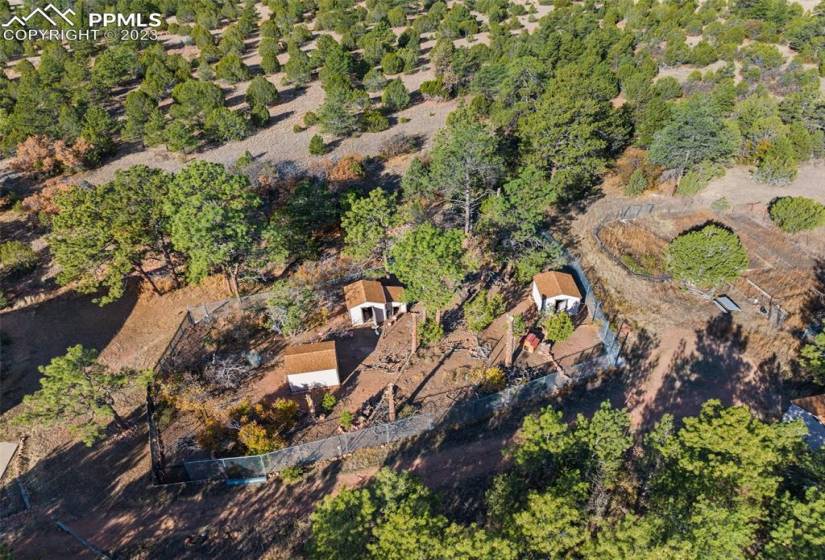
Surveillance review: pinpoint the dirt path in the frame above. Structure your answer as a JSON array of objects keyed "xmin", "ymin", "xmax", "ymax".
[{"xmin": 698, "ymin": 161, "xmax": 825, "ymax": 207}]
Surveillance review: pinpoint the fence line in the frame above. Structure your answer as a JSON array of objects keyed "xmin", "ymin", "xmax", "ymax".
[
  {"xmin": 175, "ymin": 351, "xmax": 611, "ymax": 483},
  {"xmin": 148, "ymin": 243, "xmax": 624, "ymax": 485}
]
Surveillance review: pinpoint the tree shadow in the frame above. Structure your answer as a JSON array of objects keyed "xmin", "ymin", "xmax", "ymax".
[
  {"xmin": 638, "ymin": 313, "xmax": 781, "ymax": 429},
  {"xmin": 0, "ymin": 282, "xmax": 140, "ymax": 414},
  {"xmin": 4, "ymin": 403, "xmax": 345, "ymax": 559}
]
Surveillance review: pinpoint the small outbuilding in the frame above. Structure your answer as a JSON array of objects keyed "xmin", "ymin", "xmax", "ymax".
[
  {"xmin": 522, "ymin": 333, "xmax": 542, "ymax": 354},
  {"xmin": 344, "ymin": 279, "xmax": 407, "ymax": 326},
  {"xmin": 284, "ymin": 341, "xmax": 340, "ymax": 392},
  {"xmin": 532, "ymin": 271, "xmax": 582, "ymax": 314},
  {"xmin": 783, "ymin": 394, "xmax": 825, "ymax": 450}
]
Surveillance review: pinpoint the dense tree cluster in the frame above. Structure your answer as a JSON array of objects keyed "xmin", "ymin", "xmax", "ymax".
[
  {"xmin": 309, "ymin": 400, "xmax": 823, "ymax": 560},
  {"xmin": 49, "ymin": 161, "xmax": 337, "ymax": 303}
]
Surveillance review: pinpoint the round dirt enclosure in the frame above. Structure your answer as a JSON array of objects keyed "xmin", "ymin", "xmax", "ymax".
[{"xmin": 595, "ymin": 221, "xmax": 669, "ymax": 278}]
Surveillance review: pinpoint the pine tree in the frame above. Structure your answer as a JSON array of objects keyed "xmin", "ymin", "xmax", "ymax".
[
  {"xmin": 341, "ymin": 188, "xmax": 397, "ymax": 268},
  {"xmin": 16, "ymin": 345, "xmax": 136, "ymax": 445}
]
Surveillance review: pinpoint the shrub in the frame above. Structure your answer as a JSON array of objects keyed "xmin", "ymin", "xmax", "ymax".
[
  {"xmin": 303, "ymin": 111, "xmax": 319, "ymax": 127},
  {"xmin": 381, "ymin": 52, "xmax": 403, "ymax": 74},
  {"xmin": 419, "ymin": 318, "xmax": 444, "ymax": 346},
  {"xmin": 378, "ymin": 133, "xmax": 419, "ymax": 159},
  {"xmin": 666, "ymin": 224, "xmax": 748, "ymax": 288},
  {"xmin": 238, "ymin": 420, "xmax": 284, "ymax": 454},
  {"xmin": 769, "ymin": 197, "xmax": 825, "ymax": 233},
  {"xmin": 0, "ymin": 241, "xmax": 38, "ymax": 274},
  {"xmin": 363, "ymin": 67, "xmax": 387, "ymax": 92},
  {"xmin": 249, "ymin": 104, "xmax": 270, "ymax": 127},
  {"xmin": 800, "ymin": 333, "xmax": 825, "ymax": 383},
  {"xmin": 420, "ymin": 78, "xmax": 449, "ymax": 100},
  {"xmin": 245, "ymin": 76, "xmax": 279, "ymax": 107},
  {"xmin": 164, "ymin": 119, "xmax": 199, "ymax": 153},
  {"xmin": 266, "ymin": 280, "xmax": 318, "ymax": 335},
  {"xmin": 471, "ymin": 366, "xmax": 506, "ymax": 393},
  {"xmin": 309, "ymin": 134, "xmax": 326, "ymax": 155},
  {"xmin": 339, "ymin": 410, "xmax": 353, "ymax": 430},
  {"xmin": 512, "ymin": 314, "xmax": 527, "ymax": 337},
  {"xmin": 387, "ymin": 6, "xmax": 407, "ymax": 27},
  {"xmin": 279, "ymin": 465, "xmax": 305, "ymax": 484},
  {"xmin": 711, "ymin": 197, "xmax": 731, "ymax": 213},
  {"xmin": 215, "ymin": 52, "xmax": 251, "ymax": 82},
  {"xmin": 363, "ymin": 109, "xmax": 390, "ymax": 132},
  {"xmin": 271, "ymin": 398, "xmax": 300, "ymax": 431},
  {"xmin": 382, "ymin": 79, "xmax": 411, "ymax": 111},
  {"xmin": 676, "ymin": 161, "xmax": 725, "ymax": 196},
  {"xmin": 328, "ymin": 155, "xmax": 365, "ymax": 182},
  {"xmin": 624, "ymin": 168, "xmax": 648, "ymax": 197},
  {"xmin": 204, "ymin": 108, "xmax": 250, "ymax": 142},
  {"xmin": 514, "ymin": 242, "xmax": 567, "ymax": 284},
  {"xmin": 542, "ymin": 312, "xmax": 574, "ymax": 343},
  {"xmin": 397, "ymin": 48, "xmax": 418, "ymax": 72},
  {"xmin": 464, "ymin": 290, "xmax": 505, "ymax": 332},
  {"xmin": 321, "ymin": 392, "xmax": 337, "ymax": 414},
  {"xmin": 753, "ymin": 137, "xmax": 798, "ymax": 186}
]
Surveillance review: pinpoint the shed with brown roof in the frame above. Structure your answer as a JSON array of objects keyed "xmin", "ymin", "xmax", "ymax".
[
  {"xmin": 344, "ymin": 279, "xmax": 408, "ymax": 325},
  {"xmin": 284, "ymin": 341, "xmax": 340, "ymax": 392},
  {"xmin": 531, "ymin": 271, "xmax": 582, "ymax": 314}
]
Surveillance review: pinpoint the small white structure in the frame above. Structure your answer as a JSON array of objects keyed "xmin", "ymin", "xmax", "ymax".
[
  {"xmin": 783, "ymin": 395, "xmax": 825, "ymax": 450},
  {"xmin": 284, "ymin": 341, "xmax": 340, "ymax": 392},
  {"xmin": 344, "ymin": 279, "xmax": 407, "ymax": 326},
  {"xmin": 532, "ymin": 271, "xmax": 582, "ymax": 314}
]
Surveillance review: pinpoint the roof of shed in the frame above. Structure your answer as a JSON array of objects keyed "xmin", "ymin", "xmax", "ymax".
[
  {"xmin": 284, "ymin": 341, "xmax": 338, "ymax": 374},
  {"xmin": 532, "ymin": 271, "xmax": 582, "ymax": 299},
  {"xmin": 344, "ymin": 280, "xmax": 405, "ymax": 308},
  {"xmin": 793, "ymin": 394, "xmax": 825, "ymax": 424}
]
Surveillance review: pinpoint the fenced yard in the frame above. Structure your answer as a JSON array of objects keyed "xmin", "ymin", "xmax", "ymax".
[
  {"xmin": 147, "ymin": 269, "xmax": 622, "ymax": 484},
  {"xmin": 164, "ymin": 350, "xmax": 615, "ymax": 483}
]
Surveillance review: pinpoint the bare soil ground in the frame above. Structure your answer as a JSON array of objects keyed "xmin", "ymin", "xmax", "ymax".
[{"xmin": 569, "ymin": 182, "xmax": 825, "ymax": 429}]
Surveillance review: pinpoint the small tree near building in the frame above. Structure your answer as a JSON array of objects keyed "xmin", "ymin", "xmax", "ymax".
[
  {"xmin": 341, "ymin": 188, "xmax": 397, "ymax": 269},
  {"xmin": 542, "ymin": 312, "xmax": 574, "ymax": 344}
]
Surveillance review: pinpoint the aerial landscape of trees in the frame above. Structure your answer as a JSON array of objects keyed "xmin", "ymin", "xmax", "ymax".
[
  {"xmin": 309, "ymin": 400, "xmax": 824, "ymax": 560},
  {"xmin": 1, "ymin": 0, "xmax": 825, "ymax": 556}
]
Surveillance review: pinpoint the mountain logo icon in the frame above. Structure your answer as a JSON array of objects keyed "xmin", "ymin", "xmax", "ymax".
[{"xmin": 2, "ymin": 4, "xmax": 76, "ymax": 27}]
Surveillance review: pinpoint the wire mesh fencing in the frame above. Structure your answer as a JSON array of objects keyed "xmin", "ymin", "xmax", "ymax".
[{"xmin": 175, "ymin": 352, "xmax": 612, "ymax": 484}]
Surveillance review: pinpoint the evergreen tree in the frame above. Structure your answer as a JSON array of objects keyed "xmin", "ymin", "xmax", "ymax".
[
  {"xmin": 389, "ymin": 223, "xmax": 467, "ymax": 316},
  {"xmin": 666, "ymin": 224, "xmax": 749, "ymax": 288},
  {"xmin": 50, "ymin": 166, "xmax": 177, "ymax": 303},
  {"xmin": 430, "ymin": 113, "xmax": 504, "ymax": 233},
  {"xmin": 341, "ymin": 188, "xmax": 397, "ymax": 268},
  {"xmin": 163, "ymin": 161, "xmax": 262, "ymax": 296},
  {"xmin": 649, "ymin": 96, "xmax": 739, "ymax": 177},
  {"xmin": 16, "ymin": 345, "xmax": 136, "ymax": 445},
  {"xmin": 382, "ymin": 78, "xmax": 411, "ymax": 111}
]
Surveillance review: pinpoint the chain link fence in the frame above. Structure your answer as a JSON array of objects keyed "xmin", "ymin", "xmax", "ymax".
[{"xmin": 176, "ymin": 353, "xmax": 611, "ymax": 483}]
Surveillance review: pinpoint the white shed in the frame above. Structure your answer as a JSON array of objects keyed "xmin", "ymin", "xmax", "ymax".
[
  {"xmin": 783, "ymin": 395, "xmax": 825, "ymax": 450},
  {"xmin": 344, "ymin": 279, "xmax": 407, "ymax": 326},
  {"xmin": 532, "ymin": 271, "xmax": 582, "ymax": 314},
  {"xmin": 284, "ymin": 341, "xmax": 340, "ymax": 392}
]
